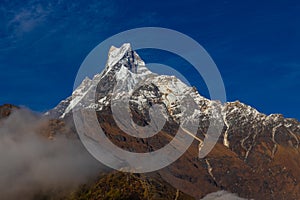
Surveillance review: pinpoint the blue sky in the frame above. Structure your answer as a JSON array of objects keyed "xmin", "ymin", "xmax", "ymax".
[{"xmin": 0, "ymin": 0, "xmax": 299, "ymax": 119}]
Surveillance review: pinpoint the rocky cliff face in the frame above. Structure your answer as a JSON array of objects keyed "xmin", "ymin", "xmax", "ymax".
[{"xmin": 46, "ymin": 43, "xmax": 300, "ymax": 199}]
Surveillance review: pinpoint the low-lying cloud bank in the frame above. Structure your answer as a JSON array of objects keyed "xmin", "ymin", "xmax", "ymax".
[{"xmin": 0, "ymin": 109, "xmax": 105, "ymax": 199}]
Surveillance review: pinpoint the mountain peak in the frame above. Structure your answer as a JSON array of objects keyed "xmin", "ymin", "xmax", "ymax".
[
  {"xmin": 103, "ymin": 43, "xmax": 147, "ymax": 79},
  {"xmin": 107, "ymin": 43, "xmax": 132, "ymax": 68},
  {"xmin": 44, "ymin": 43, "xmax": 300, "ymax": 199}
]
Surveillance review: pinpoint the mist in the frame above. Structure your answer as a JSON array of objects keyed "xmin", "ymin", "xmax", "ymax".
[{"xmin": 0, "ymin": 108, "xmax": 105, "ymax": 199}]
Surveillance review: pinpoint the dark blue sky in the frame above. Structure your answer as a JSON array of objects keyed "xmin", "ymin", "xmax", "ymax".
[{"xmin": 0, "ymin": 0, "xmax": 299, "ymax": 119}]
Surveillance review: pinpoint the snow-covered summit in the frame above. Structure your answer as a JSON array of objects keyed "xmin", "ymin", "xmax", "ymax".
[
  {"xmin": 46, "ymin": 43, "xmax": 150, "ymax": 118},
  {"xmin": 107, "ymin": 43, "xmax": 132, "ymax": 67}
]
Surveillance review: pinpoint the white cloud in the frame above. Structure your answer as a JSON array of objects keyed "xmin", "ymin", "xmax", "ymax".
[{"xmin": 200, "ymin": 190, "xmax": 250, "ymax": 200}]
